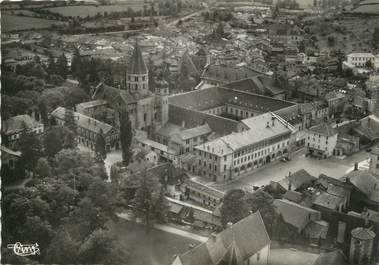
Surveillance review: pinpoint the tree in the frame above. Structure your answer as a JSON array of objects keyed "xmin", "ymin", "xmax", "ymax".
[
  {"xmin": 71, "ymin": 47, "xmax": 83, "ymax": 79},
  {"xmin": 57, "ymin": 53, "xmax": 69, "ymax": 79},
  {"xmin": 373, "ymin": 27, "xmax": 379, "ymax": 46},
  {"xmin": 95, "ymin": 128, "xmax": 107, "ymax": 162},
  {"xmin": 132, "ymin": 173, "xmax": 169, "ymax": 232},
  {"xmin": 47, "ymin": 54, "xmax": 56, "ymax": 75},
  {"xmin": 78, "ymin": 229, "xmax": 129, "ymax": 265},
  {"xmin": 19, "ymin": 126, "xmax": 43, "ymax": 172},
  {"xmin": 34, "ymin": 157, "xmax": 52, "ymax": 178},
  {"xmin": 119, "ymin": 110, "xmax": 132, "ymax": 166},
  {"xmin": 220, "ymin": 189, "xmax": 249, "ymax": 227},
  {"xmin": 366, "ymin": 59, "xmax": 373, "ymax": 69}
]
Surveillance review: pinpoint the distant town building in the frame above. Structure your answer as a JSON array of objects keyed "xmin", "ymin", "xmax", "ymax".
[
  {"xmin": 2, "ymin": 114, "xmax": 44, "ymax": 148},
  {"xmin": 346, "ymin": 53, "xmax": 375, "ymax": 68},
  {"xmin": 51, "ymin": 107, "xmax": 119, "ymax": 152},
  {"xmin": 305, "ymin": 123, "xmax": 338, "ymax": 158}
]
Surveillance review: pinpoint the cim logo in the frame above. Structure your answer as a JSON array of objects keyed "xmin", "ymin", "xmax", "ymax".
[{"xmin": 7, "ymin": 242, "xmax": 40, "ymax": 256}]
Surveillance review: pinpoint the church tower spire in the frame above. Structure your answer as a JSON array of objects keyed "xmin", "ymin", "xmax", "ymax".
[{"xmin": 126, "ymin": 42, "xmax": 149, "ymax": 95}]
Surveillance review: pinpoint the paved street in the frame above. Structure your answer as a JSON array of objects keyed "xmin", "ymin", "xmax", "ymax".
[
  {"xmin": 117, "ymin": 212, "xmax": 208, "ymax": 242},
  {"xmin": 215, "ymin": 149, "xmax": 371, "ymax": 192}
]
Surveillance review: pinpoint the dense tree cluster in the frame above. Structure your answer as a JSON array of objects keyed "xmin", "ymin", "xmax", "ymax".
[{"xmin": 2, "ymin": 149, "xmax": 126, "ymax": 264}]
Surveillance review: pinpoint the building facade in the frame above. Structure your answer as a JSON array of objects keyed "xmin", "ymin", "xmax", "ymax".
[
  {"xmin": 346, "ymin": 53, "xmax": 375, "ymax": 68},
  {"xmin": 2, "ymin": 114, "xmax": 44, "ymax": 149},
  {"xmin": 305, "ymin": 123, "xmax": 338, "ymax": 158},
  {"xmin": 92, "ymin": 42, "xmax": 169, "ymax": 134},
  {"xmin": 51, "ymin": 107, "xmax": 119, "ymax": 152},
  {"xmin": 194, "ymin": 113, "xmax": 295, "ymax": 182}
]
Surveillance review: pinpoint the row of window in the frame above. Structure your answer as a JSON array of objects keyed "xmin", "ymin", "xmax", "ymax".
[
  {"xmin": 127, "ymin": 75, "xmax": 146, "ymax": 82},
  {"xmin": 234, "ymin": 138, "xmax": 289, "ymax": 157},
  {"xmin": 188, "ymin": 189, "xmax": 218, "ymax": 204},
  {"xmin": 307, "ymin": 143, "xmax": 328, "ymax": 151},
  {"xmin": 9, "ymin": 128, "xmax": 43, "ymax": 140}
]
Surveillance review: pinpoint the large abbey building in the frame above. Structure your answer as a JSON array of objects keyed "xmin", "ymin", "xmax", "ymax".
[{"xmin": 92, "ymin": 42, "xmax": 169, "ymax": 134}]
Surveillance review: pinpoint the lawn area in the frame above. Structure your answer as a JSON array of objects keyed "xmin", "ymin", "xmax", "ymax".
[
  {"xmin": 1, "ymin": 15, "xmax": 66, "ymax": 32},
  {"xmin": 107, "ymin": 219, "xmax": 199, "ymax": 265},
  {"xmin": 43, "ymin": 4, "xmax": 143, "ymax": 18}
]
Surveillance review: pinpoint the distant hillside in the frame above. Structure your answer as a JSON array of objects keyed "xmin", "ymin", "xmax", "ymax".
[{"xmin": 352, "ymin": 0, "xmax": 379, "ymax": 14}]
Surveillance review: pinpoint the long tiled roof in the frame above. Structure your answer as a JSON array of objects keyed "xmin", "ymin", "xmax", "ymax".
[
  {"xmin": 174, "ymin": 211, "xmax": 270, "ymax": 265},
  {"xmin": 51, "ymin": 107, "xmax": 113, "ymax": 135},
  {"xmin": 308, "ymin": 123, "xmax": 337, "ymax": 137},
  {"xmin": 169, "ymin": 86, "xmax": 225, "ymax": 111},
  {"xmin": 180, "ymin": 124, "xmax": 212, "ymax": 140},
  {"xmin": 76, "ymin": 99, "xmax": 108, "ymax": 110},
  {"xmin": 313, "ymin": 192, "xmax": 344, "ymax": 210},
  {"xmin": 197, "ymin": 113, "xmax": 292, "ymax": 154},
  {"xmin": 223, "ymin": 77, "xmax": 265, "ymax": 95},
  {"xmin": 343, "ymin": 170, "xmax": 379, "ymax": 203},
  {"xmin": 184, "ymin": 178, "xmax": 225, "ymax": 199},
  {"xmin": 289, "ymin": 169, "xmax": 317, "ymax": 189},
  {"xmin": 3, "ymin": 114, "xmax": 42, "ymax": 135},
  {"xmin": 128, "ymin": 42, "xmax": 148, "ymax": 75},
  {"xmin": 201, "ymin": 64, "xmax": 265, "ymax": 84},
  {"xmin": 169, "ymin": 86, "xmax": 294, "ymax": 113},
  {"xmin": 168, "ymin": 105, "xmax": 240, "ymax": 136},
  {"xmin": 1, "ymin": 145, "xmax": 21, "ymax": 157},
  {"xmin": 273, "ymin": 199, "xmax": 320, "ymax": 230}
]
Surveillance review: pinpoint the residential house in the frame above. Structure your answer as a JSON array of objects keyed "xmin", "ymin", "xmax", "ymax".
[
  {"xmin": 156, "ymin": 123, "xmax": 212, "ymax": 155},
  {"xmin": 270, "ymin": 169, "xmax": 316, "ymax": 193},
  {"xmin": 273, "ymin": 199, "xmax": 321, "ymax": 233},
  {"xmin": 1, "ymin": 145, "xmax": 21, "ymax": 171},
  {"xmin": 171, "ymin": 211, "xmax": 271, "ymax": 265},
  {"xmin": 136, "ymin": 136, "xmax": 179, "ymax": 166},
  {"xmin": 166, "ymin": 196, "xmax": 222, "ymax": 230},
  {"xmin": 305, "ymin": 123, "xmax": 338, "ymax": 158},
  {"xmin": 342, "ymin": 169, "xmax": 379, "ymax": 210},
  {"xmin": 51, "ymin": 107, "xmax": 119, "ymax": 152},
  {"xmin": 182, "ymin": 178, "xmax": 225, "ymax": 208},
  {"xmin": 268, "ymin": 24, "xmax": 303, "ymax": 45},
  {"xmin": 2, "ymin": 114, "xmax": 44, "ymax": 149},
  {"xmin": 346, "ymin": 53, "xmax": 375, "ymax": 68}
]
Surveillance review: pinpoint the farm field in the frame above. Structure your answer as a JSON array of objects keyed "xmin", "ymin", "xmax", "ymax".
[
  {"xmin": 2, "ymin": 9, "xmax": 37, "ymax": 16},
  {"xmin": 43, "ymin": 4, "xmax": 143, "ymax": 18},
  {"xmin": 1, "ymin": 15, "xmax": 66, "ymax": 32}
]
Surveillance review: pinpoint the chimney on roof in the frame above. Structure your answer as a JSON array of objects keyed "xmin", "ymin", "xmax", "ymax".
[
  {"xmin": 266, "ymin": 121, "xmax": 270, "ymax": 128},
  {"xmin": 354, "ymin": 162, "xmax": 358, "ymax": 171},
  {"xmin": 288, "ymin": 171, "xmax": 292, "ymax": 191},
  {"xmin": 272, "ymin": 116, "xmax": 276, "ymax": 127}
]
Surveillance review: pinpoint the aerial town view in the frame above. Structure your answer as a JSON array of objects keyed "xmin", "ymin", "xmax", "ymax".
[{"xmin": 1, "ymin": 0, "xmax": 379, "ymax": 264}]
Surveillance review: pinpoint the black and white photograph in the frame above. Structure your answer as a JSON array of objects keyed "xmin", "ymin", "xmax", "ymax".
[{"xmin": 1, "ymin": 0, "xmax": 379, "ymax": 264}]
